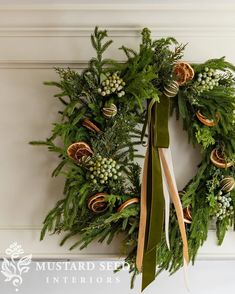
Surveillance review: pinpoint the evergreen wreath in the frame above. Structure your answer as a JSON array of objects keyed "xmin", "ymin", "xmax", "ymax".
[{"xmin": 30, "ymin": 27, "xmax": 235, "ymax": 290}]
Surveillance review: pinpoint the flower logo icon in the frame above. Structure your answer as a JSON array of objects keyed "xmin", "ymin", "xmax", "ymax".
[{"xmin": 1, "ymin": 242, "xmax": 32, "ymax": 291}]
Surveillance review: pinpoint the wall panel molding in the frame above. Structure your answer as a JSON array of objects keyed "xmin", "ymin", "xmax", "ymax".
[
  {"xmin": 0, "ymin": 4, "xmax": 235, "ymax": 259},
  {"xmin": 0, "ymin": 60, "xmax": 87, "ymax": 69},
  {"xmin": 0, "ymin": 27, "xmax": 235, "ymax": 38},
  {"xmin": 0, "ymin": 4, "xmax": 234, "ymax": 34}
]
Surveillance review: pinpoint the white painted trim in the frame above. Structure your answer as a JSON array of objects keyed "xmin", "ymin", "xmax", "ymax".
[
  {"xmin": 0, "ymin": 226, "xmax": 42, "ymax": 230},
  {"xmin": 0, "ymin": 60, "xmax": 87, "ymax": 69},
  {"xmin": 0, "ymin": 5, "xmax": 234, "ymax": 35},
  {"xmin": 0, "ymin": 3, "xmax": 234, "ymax": 10},
  {"xmin": 0, "ymin": 60, "xmax": 201, "ymax": 69},
  {"xmin": 0, "ymin": 27, "xmax": 234, "ymax": 38},
  {"xmin": 0, "ymin": 253, "xmax": 124, "ymax": 260},
  {"xmin": 0, "ymin": 228, "xmax": 234, "ymax": 261}
]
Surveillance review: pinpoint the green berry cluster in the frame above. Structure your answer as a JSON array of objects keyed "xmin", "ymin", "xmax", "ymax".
[
  {"xmin": 215, "ymin": 191, "xmax": 234, "ymax": 220},
  {"xmin": 88, "ymin": 155, "xmax": 122, "ymax": 185},
  {"xmin": 196, "ymin": 67, "xmax": 220, "ymax": 93},
  {"xmin": 98, "ymin": 73, "xmax": 126, "ymax": 97}
]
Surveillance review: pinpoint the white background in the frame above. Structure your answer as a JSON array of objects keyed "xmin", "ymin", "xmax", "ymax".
[{"xmin": 0, "ymin": 0, "xmax": 235, "ymax": 293}]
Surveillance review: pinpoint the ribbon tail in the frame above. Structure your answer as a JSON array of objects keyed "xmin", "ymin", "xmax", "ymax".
[
  {"xmin": 158, "ymin": 148, "xmax": 189, "ymax": 264},
  {"xmin": 136, "ymin": 146, "xmax": 149, "ymax": 272},
  {"xmin": 141, "ymin": 146, "xmax": 164, "ymax": 291},
  {"xmin": 159, "ymin": 147, "xmax": 190, "ymax": 289},
  {"xmin": 164, "ymin": 147, "xmax": 190, "ymax": 289},
  {"xmin": 163, "ymin": 147, "xmax": 180, "ymax": 195},
  {"xmin": 162, "ymin": 174, "xmax": 171, "ymax": 250},
  {"xmin": 183, "ymin": 256, "xmax": 191, "ymax": 292}
]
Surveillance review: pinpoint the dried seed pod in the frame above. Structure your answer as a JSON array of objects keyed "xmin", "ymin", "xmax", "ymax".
[
  {"xmin": 89, "ymin": 156, "xmax": 121, "ymax": 185},
  {"xmin": 196, "ymin": 111, "xmax": 219, "ymax": 127},
  {"xmin": 163, "ymin": 80, "xmax": 179, "ymax": 98},
  {"xmin": 87, "ymin": 193, "xmax": 109, "ymax": 213},
  {"xmin": 98, "ymin": 73, "xmax": 125, "ymax": 97},
  {"xmin": 82, "ymin": 118, "xmax": 101, "ymax": 133},
  {"xmin": 210, "ymin": 149, "xmax": 233, "ymax": 169},
  {"xmin": 67, "ymin": 142, "xmax": 93, "ymax": 163},
  {"xmin": 220, "ymin": 176, "xmax": 235, "ymax": 193},
  {"xmin": 102, "ymin": 103, "xmax": 117, "ymax": 119},
  {"xmin": 117, "ymin": 198, "xmax": 139, "ymax": 213},
  {"xmin": 173, "ymin": 62, "xmax": 195, "ymax": 85}
]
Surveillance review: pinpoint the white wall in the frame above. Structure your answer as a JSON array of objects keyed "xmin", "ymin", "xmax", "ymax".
[{"xmin": 0, "ymin": 1, "xmax": 235, "ymax": 293}]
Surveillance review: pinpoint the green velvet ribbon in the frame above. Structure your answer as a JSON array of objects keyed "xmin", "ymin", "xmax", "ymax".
[{"xmin": 141, "ymin": 96, "xmax": 170, "ymax": 291}]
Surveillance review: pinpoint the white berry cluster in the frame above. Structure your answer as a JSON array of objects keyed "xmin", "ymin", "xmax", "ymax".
[
  {"xmin": 98, "ymin": 73, "xmax": 126, "ymax": 98},
  {"xmin": 88, "ymin": 155, "xmax": 122, "ymax": 185},
  {"xmin": 215, "ymin": 191, "xmax": 234, "ymax": 220},
  {"xmin": 196, "ymin": 67, "xmax": 220, "ymax": 93}
]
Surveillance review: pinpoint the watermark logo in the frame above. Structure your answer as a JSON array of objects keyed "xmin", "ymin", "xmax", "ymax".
[{"xmin": 1, "ymin": 242, "xmax": 32, "ymax": 291}]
